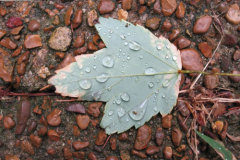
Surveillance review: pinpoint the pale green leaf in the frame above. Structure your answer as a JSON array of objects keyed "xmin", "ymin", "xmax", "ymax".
[{"xmin": 49, "ymin": 17, "xmax": 182, "ymax": 134}]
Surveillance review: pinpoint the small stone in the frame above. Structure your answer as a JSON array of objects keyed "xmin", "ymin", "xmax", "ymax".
[
  {"xmin": 98, "ymin": 0, "xmax": 115, "ymax": 14},
  {"xmin": 106, "ymin": 156, "xmax": 118, "ymax": 160},
  {"xmin": 0, "ymin": 47, "xmax": 13, "ymax": 82},
  {"xmin": 161, "ymin": 19, "xmax": 172, "ymax": 32},
  {"xmin": 217, "ymin": 2, "xmax": 229, "ymax": 14},
  {"xmin": 134, "ymin": 125, "xmax": 151, "ymax": 150},
  {"xmin": 6, "ymin": 17, "xmax": 23, "ymax": 28},
  {"xmin": 72, "ymin": 141, "xmax": 90, "ymax": 150},
  {"xmin": 56, "ymin": 54, "xmax": 76, "ymax": 70},
  {"xmin": 65, "ymin": 6, "xmax": 73, "ymax": 25},
  {"xmin": 73, "ymin": 125, "xmax": 80, "ymax": 137},
  {"xmin": 110, "ymin": 137, "xmax": 117, "ymax": 150},
  {"xmin": 47, "ymin": 108, "xmax": 62, "ymax": 126},
  {"xmin": 229, "ymin": 70, "xmax": 240, "ymax": 82},
  {"xmin": 48, "ymin": 130, "xmax": 60, "ymax": 141},
  {"xmin": 37, "ymin": 66, "xmax": 50, "ymax": 79},
  {"xmin": 24, "ymin": 35, "xmax": 42, "ymax": 49},
  {"xmin": 21, "ymin": 140, "xmax": 35, "ymax": 155},
  {"xmin": 88, "ymin": 10, "xmax": 98, "ymax": 27},
  {"xmin": 164, "ymin": 146, "xmax": 172, "ymax": 159},
  {"xmin": 174, "ymin": 37, "xmax": 191, "ymax": 49},
  {"xmin": 169, "ymin": 29, "xmax": 180, "ymax": 41},
  {"xmin": 5, "ymin": 155, "xmax": 20, "ymax": 160},
  {"xmin": 48, "ymin": 27, "xmax": 72, "ymax": 51},
  {"xmin": 38, "ymin": 126, "xmax": 47, "ymax": 136},
  {"xmin": 0, "ymin": 38, "xmax": 17, "ymax": 49},
  {"xmin": 11, "ymin": 26, "xmax": 24, "ymax": 35},
  {"xmin": 138, "ymin": 6, "xmax": 147, "ymax": 15},
  {"xmin": 43, "ymin": 25, "xmax": 55, "ymax": 32},
  {"xmin": 76, "ymin": 115, "xmax": 90, "ymax": 129},
  {"xmin": 204, "ymin": 75, "xmax": 219, "ymax": 89},
  {"xmin": 53, "ymin": 15, "xmax": 60, "ymax": 25},
  {"xmin": 222, "ymin": 33, "xmax": 238, "ymax": 47},
  {"xmin": 88, "ymin": 42, "xmax": 98, "ymax": 51},
  {"xmin": 63, "ymin": 147, "xmax": 73, "ymax": 160},
  {"xmin": 118, "ymin": 9, "xmax": 128, "ymax": 20},
  {"xmin": 162, "ymin": 115, "xmax": 172, "ymax": 128},
  {"xmin": 172, "ymin": 128, "xmax": 182, "ymax": 147},
  {"xmin": 72, "ymin": 9, "xmax": 83, "ymax": 29},
  {"xmin": 27, "ymin": 119, "xmax": 37, "ymax": 134},
  {"xmin": 146, "ymin": 145, "xmax": 160, "ymax": 155},
  {"xmin": 65, "ymin": 103, "xmax": 86, "ymax": 114},
  {"xmin": 220, "ymin": 56, "xmax": 231, "ymax": 72},
  {"xmin": 131, "ymin": 149, "xmax": 147, "ymax": 158},
  {"xmin": 225, "ymin": 4, "xmax": 240, "ymax": 25},
  {"xmin": 12, "ymin": 46, "xmax": 23, "ymax": 57},
  {"xmin": 54, "ymin": 3, "xmax": 65, "ymax": 9},
  {"xmin": 155, "ymin": 127, "xmax": 164, "ymax": 146},
  {"xmin": 45, "ymin": 9, "xmax": 56, "ymax": 18},
  {"xmin": 39, "ymin": 115, "xmax": 48, "ymax": 127},
  {"xmin": 176, "ymin": 2, "xmax": 185, "ymax": 19},
  {"xmin": 233, "ymin": 50, "xmax": 240, "ymax": 61},
  {"xmin": 55, "ymin": 52, "xmax": 65, "ymax": 59},
  {"xmin": 47, "ymin": 149, "xmax": 56, "ymax": 155},
  {"xmin": 0, "ymin": 6, "xmax": 7, "ymax": 16},
  {"xmin": 95, "ymin": 130, "xmax": 107, "ymax": 145},
  {"xmin": 176, "ymin": 144, "xmax": 186, "ymax": 152},
  {"xmin": 193, "ymin": 15, "xmax": 212, "ymax": 34},
  {"xmin": 122, "ymin": 0, "xmax": 132, "ymax": 10},
  {"xmin": 198, "ymin": 42, "xmax": 212, "ymax": 58},
  {"xmin": 119, "ymin": 132, "xmax": 128, "ymax": 141},
  {"xmin": 28, "ymin": 20, "xmax": 40, "ymax": 32},
  {"xmin": 120, "ymin": 150, "xmax": 130, "ymax": 160},
  {"xmin": 87, "ymin": 102, "xmax": 102, "ymax": 118},
  {"xmin": 0, "ymin": 29, "xmax": 7, "ymax": 39},
  {"xmin": 212, "ymin": 120, "xmax": 224, "ymax": 134},
  {"xmin": 72, "ymin": 152, "xmax": 85, "ymax": 159},
  {"xmin": 145, "ymin": 17, "xmax": 161, "ymax": 30},
  {"xmin": 74, "ymin": 47, "xmax": 88, "ymax": 55},
  {"xmin": 3, "ymin": 116, "xmax": 16, "ymax": 129},
  {"xmin": 177, "ymin": 101, "xmax": 190, "ymax": 117},
  {"xmin": 161, "ymin": 0, "xmax": 177, "ymax": 16},
  {"xmin": 73, "ymin": 35, "xmax": 85, "ymax": 48},
  {"xmin": 88, "ymin": 152, "xmax": 97, "ymax": 160},
  {"xmin": 98, "ymin": 41, "xmax": 106, "ymax": 49},
  {"xmin": 153, "ymin": 0, "xmax": 161, "ymax": 14},
  {"xmin": 93, "ymin": 34, "xmax": 100, "ymax": 45},
  {"xmin": 180, "ymin": 48, "xmax": 204, "ymax": 76},
  {"xmin": 29, "ymin": 134, "xmax": 42, "ymax": 148}
]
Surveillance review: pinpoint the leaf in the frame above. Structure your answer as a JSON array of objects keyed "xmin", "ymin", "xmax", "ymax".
[
  {"xmin": 195, "ymin": 131, "xmax": 236, "ymax": 160},
  {"xmin": 48, "ymin": 17, "xmax": 182, "ymax": 134}
]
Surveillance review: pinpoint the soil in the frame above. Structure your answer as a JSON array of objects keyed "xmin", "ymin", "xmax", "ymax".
[{"xmin": 0, "ymin": 0, "xmax": 240, "ymax": 160}]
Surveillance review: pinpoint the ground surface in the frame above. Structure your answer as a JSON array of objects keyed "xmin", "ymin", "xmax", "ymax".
[{"xmin": 0, "ymin": 0, "xmax": 240, "ymax": 160}]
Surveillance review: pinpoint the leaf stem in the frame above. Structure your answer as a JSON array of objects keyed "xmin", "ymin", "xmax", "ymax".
[{"xmin": 179, "ymin": 70, "xmax": 240, "ymax": 77}]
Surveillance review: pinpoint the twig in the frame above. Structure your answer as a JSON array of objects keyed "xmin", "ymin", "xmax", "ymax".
[
  {"xmin": 102, "ymin": 134, "xmax": 112, "ymax": 149},
  {"xmin": 39, "ymin": 84, "xmax": 53, "ymax": 91}
]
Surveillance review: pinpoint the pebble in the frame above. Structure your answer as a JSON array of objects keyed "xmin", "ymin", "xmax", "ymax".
[
  {"xmin": 180, "ymin": 48, "xmax": 204, "ymax": 76},
  {"xmin": 21, "ymin": 140, "xmax": 35, "ymax": 155},
  {"xmin": 65, "ymin": 6, "xmax": 73, "ymax": 25},
  {"xmin": 12, "ymin": 46, "xmax": 23, "ymax": 57},
  {"xmin": 174, "ymin": 37, "xmax": 191, "ymax": 49},
  {"xmin": 233, "ymin": 50, "xmax": 240, "ymax": 61},
  {"xmin": 63, "ymin": 147, "xmax": 73, "ymax": 160},
  {"xmin": 47, "ymin": 149, "xmax": 56, "ymax": 155},
  {"xmin": 24, "ymin": 35, "xmax": 42, "ymax": 49},
  {"xmin": 38, "ymin": 126, "xmax": 47, "ymax": 136},
  {"xmin": 56, "ymin": 54, "xmax": 76, "ymax": 70},
  {"xmin": 73, "ymin": 35, "xmax": 85, "ymax": 48},
  {"xmin": 155, "ymin": 127, "xmax": 164, "ymax": 146},
  {"xmin": 15, "ymin": 99, "xmax": 31, "ymax": 135},
  {"xmin": 0, "ymin": 47, "xmax": 13, "ymax": 82},
  {"xmin": 93, "ymin": 34, "xmax": 100, "ymax": 45},
  {"xmin": 0, "ymin": 6, "xmax": 7, "ymax": 16},
  {"xmin": 43, "ymin": 25, "xmax": 55, "ymax": 32},
  {"xmin": 95, "ymin": 130, "xmax": 107, "ymax": 145},
  {"xmin": 217, "ymin": 2, "xmax": 229, "ymax": 14},
  {"xmin": 172, "ymin": 128, "xmax": 182, "ymax": 147},
  {"xmin": 212, "ymin": 103, "xmax": 226, "ymax": 119},
  {"xmin": 118, "ymin": 132, "xmax": 128, "ymax": 141},
  {"xmin": 161, "ymin": 0, "xmax": 177, "ymax": 16},
  {"xmin": 229, "ymin": 70, "xmax": 240, "ymax": 82},
  {"xmin": 45, "ymin": 9, "xmax": 55, "ymax": 18},
  {"xmin": 53, "ymin": 15, "xmax": 60, "ymax": 25},
  {"xmin": 204, "ymin": 75, "xmax": 219, "ymax": 89},
  {"xmin": 120, "ymin": 150, "xmax": 130, "ymax": 160},
  {"xmin": 176, "ymin": 144, "xmax": 186, "ymax": 152},
  {"xmin": 48, "ymin": 130, "xmax": 60, "ymax": 141},
  {"xmin": 72, "ymin": 9, "xmax": 83, "ymax": 29},
  {"xmin": 222, "ymin": 33, "xmax": 238, "ymax": 47},
  {"xmin": 98, "ymin": 41, "xmax": 106, "ymax": 49},
  {"xmin": 134, "ymin": 125, "xmax": 151, "ymax": 150},
  {"xmin": 176, "ymin": 2, "xmax": 185, "ymax": 19},
  {"xmin": 212, "ymin": 120, "xmax": 224, "ymax": 134},
  {"xmin": 73, "ymin": 125, "xmax": 80, "ymax": 137},
  {"xmin": 87, "ymin": 102, "xmax": 102, "ymax": 118},
  {"xmin": 118, "ymin": 9, "xmax": 128, "ymax": 20},
  {"xmin": 29, "ymin": 134, "xmax": 42, "ymax": 148},
  {"xmin": 5, "ymin": 155, "xmax": 20, "ymax": 160},
  {"xmin": 27, "ymin": 119, "xmax": 37, "ymax": 134},
  {"xmin": 3, "ymin": 116, "xmax": 16, "ymax": 129},
  {"xmin": 220, "ymin": 56, "xmax": 231, "ymax": 72},
  {"xmin": 72, "ymin": 141, "xmax": 90, "ymax": 150},
  {"xmin": 47, "ymin": 108, "xmax": 62, "ymax": 126},
  {"xmin": 39, "ymin": 115, "xmax": 48, "ymax": 127},
  {"xmin": 193, "ymin": 15, "xmax": 212, "ymax": 34},
  {"xmin": 88, "ymin": 10, "xmax": 98, "ymax": 27},
  {"xmin": 110, "ymin": 137, "xmax": 117, "ymax": 150},
  {"xmin": 225, "ymin": 4, "xmax": 240, "ymax": 25},
  {"xmin": 0, "ymin": 38, "xmax": 17, "ymax": 49},
  {"xmin": 161, "ymin": 19, "xmax": 172, "ymax": 32},
  {"xmin": 145, "ymin": 17, "xmax": 161, "ymax": 30},
  {"xmin": 138, "ymin": 6, "xmax": 147, "ymax": 15},
  {"xmin": 87, "ymin": 42, "xmax": 98, "ymax": 51},
  {"xmin": 153, "ymin": 0, "xmax": 161, "ymax": 14},
  {"xmin": 6, "ymin": 17, "xmax": 23, "ymax": 28},
  {"xmin": 74, "ymin": 47, "xmax": 88, "ymax": 55},
  {"xmin": 11, "ymin": 26, "xmax": 24, "ymax": 35},
  {"xmin": 48, "ymin": 27, "xmax": 72, "ymax": 51},
  {"xmin": 162, "ymin": 115, "xmax": 172, "ymax": 128},
  {"xmin": 106, "ymin": 156, "xmax": 118, "ymax": 160},
  {"xmin": 72, "ymin": 152, "xmax": 85, "ymax": 159},
  {"xmin": 177, "ymin": 114, "xmax": 188, "ymax": 133},
  {"xmin": 131, "ymin": 149, "xmax": 147, "ymax": 158},
  {"xmin": 88, "ymin": 152, "xmax": 97, "ymax": 160},
  {"xmin": 198, "ymin": 42, "xmax": 212, "ymax": 58},
  {"xmin": 65, "ymin": 103, "xmax": 86, "ymax": 114},
  {"xmin": 164, "ymin": 146, "xmax": 172, "ymax": 159},
  {"xmin": 55, "ymin": 52, "xmax": 65, "ymax": 59},
  {"xmin": 169, "ymin": 29, "xmax": 180, "ymax": 41},
  {"xmin": 76, "ymin": 115, "xmax": 90, "ymax": 129},
  {"xmin": 122, "ymin": 0, "xmax": 132, "ymax": 10},
  {"xmin": 54, "ymin": 3, "xmax": 64, "ymax": 9},
  {"xmin": 0, "ymin": 29, "xmax": 6, "ymax": 39},
  {"xmin": 28, "ymin": 20, "xmax": 40, "ymax": 32},
  {"xmin": 146, "ymin": 145, "xmax": 160, "ymax": 155},
  {"xmin": 98, "ymin": 0, "xmax": 115, "ymax": 14}
]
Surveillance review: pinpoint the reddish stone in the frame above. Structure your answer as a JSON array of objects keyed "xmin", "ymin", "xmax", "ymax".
[
  {"xmin": 29, "ymin": 134, "xmax": 42, "ymax": 148},
  {"xmin": 28, "ymin": 20, "xmax": 40, "ymax": 32},
  {"xmin": 87, "ymin": 42, "xmax": 98, "ymax": 51},
  {"xmin": 73, "ymin": 35, "xmax": 85, "ymax": 48},
  {"xmin": 198, "ymin": 42, "xmax": 212, "ymax": 58},
  {"xmin": 63, "ymin": 147, "xmax": 73, "ymax": 160},
  {"xmin": 21, "ymin": 140, "xmax": 35, "ymax": 155},
  {"xmin": 6, "ymin": 17, "xmax": 23, "ymax": 28},
  {"xmin": 93, "ymin": 34, "xmax": 100, "ymax": 45},
  {"xmin": 155, "ymin": 127, "xmax": 164, "ymax": 146},
  {"xmin": 169, "ymin": 29, "xmax": 180, "ymax": 41},
  {"xmin": 193, "ymin": 15, "xmax": 212, "ymax": 34},
  {"xmin": 65, "ymin": 103, "xmax": 86, "ymax": 114},
  {"xmin": 0, "ymin": 38, "xmax": 17, "ymax": 49},
  {"xmin": 110, "ymin": 137, "xmax": 117, "ymax": 150},
  {"xmin": 0, "ymin": 30, "xmax": 6, "ymax": 39},
  {"xmin": 16, "ymin": 51, "xmax": 30, "ymax": 75},
  {"xmin": 0, "ymin": 6, "xmax": 7, "ymax": 16},
  {"xmin": 24, "ymin": 35, "xmax": 42, "ymax": 49},
  {"xmin": 47, "ymin": 108, "xmax": 62, "ymax": 126},
  {"xmin": 172, "ymin": 128, "xmax": 182, "ymax": 147},
  {"xmin": 76, "ymin": 115, "xmax": 90, "ymax": 129},
  {"xmin": 174, "ymin": 37, "xmax": 191, "ymax": 49},
  {"xmin": 162, "ymin": 115, "xmax": 172, "ymax": 128},
  {"xmin": 88, "ymin": 152, "xmax": 97, "ymax": 160},
  {"xmin": 176, "ymin": 2, "xmax": 185, "ymax": 19},
  {"xmin": 87, "ymin": 102, "xmax": 102, "ymax": 117},
  {"xmin": 39, "ymin": 116, "xmax": 48, "ymax": 127},
  {"xmin": 54, "ymin": 3, "xmax": 65, "ymax": 10},
  {"xmin": 131, "ymin": 149, "xmax": 147, "ymax": 158},
  {"xmin": 72, "ymin": 152, "xmax": 85, "ymax": 159},
  {"xmin": 164, "ymin": 146, "xmax": 172, "ymax": 159},
  {"xmin": 95, "ymin": 130, "xmax": 107, "ymax": 145},
  {"xmin": 225, "ymin": 4, "xmax": 240, "ymax": 25},
  {"xmin": 11, "ymin": 26, "xmax": 24, "ymax": 35},
  {"xmin": 47, "ymin": 149, "xmax": 56, "ymax": 155},
  {"xmin": 48, "ymin": 130, "xmax": 60, "ymax": 141},
  {"xmin": 72, "ymin": 9, "xmax": 83, "ymax": 29},
  {"xmin": 145, "ymin": 17, "xmax": 161, "ymax": 30},
  {"xmin": 106, "ymin": 156, "xmax": 118, "ymax": 160},
  {"xmin": 56, "ymin": 54, "xmax": 76, "ymax": 69},
  {"xmin": 229, "ymin": 70, "xmax": 240, "ymax": 83},
  {"xmin": 3, "ymin": 116, "xmax": 16, "ymax": 129},
  {"xmin": 27, "ymin": 119, "xmax": 38, "ymax": 134},
  {"xmin": 72, "ymin": 141, "xmax": 90, "ymax": 150},
  {"xmin": 38, "ymin": 126, "xmax": 47, "ymax": 136},
  {"xmin": 161, "ymin": 19, "xmax": 172, "ymax": 32},
  {"xmin": 98, "ymin": 0, "xmax": 115, "ymax": 14},
  {"xmin": 33, "ymin": 105, "xmax": 42, "ymax": 115},
  {"xmin": 73, "ymin": 125, "xmax": 80, "ymax": 137},
  {"xmin": 134, "ymin": 125, "xmax": 151, "ymax": 150},
  {"xmin": 98, "ymin": 41, "xmax": 106, "ymax": 49},
  {"xmin": 0, "ymin": 47, "xmax": 13, "ymax": 82},
  {"xmin": 146, "ymin": 145, "xmax": 160, "ymax": 155},
  {"xmin": 74, "ymin": 47, "xmax": 87, "ymax": 55},
  {"xmin": 153, "ymin": 0, "xmax": 161, "ymax": 14},
  {"xmin": 161, "ymin": 0, "xmax": 177, "ymax": 16},
  {"xmin": 55, "ymin": 52, "xmax": 65, "ymax": 59},
  {"xmin": 118, "ymin": 132, "xmax": 128, "ymax": 141},
  {"xmin": 233, "ymin": 50, "xmax": 240, "ymax": 61},
  {"xmin": 65, "ymin": 6, "xmax": 73, "ymax": 25},
  {"xmin": 12, "ymin": 46, "xmax": 23, "ymax": 57}
]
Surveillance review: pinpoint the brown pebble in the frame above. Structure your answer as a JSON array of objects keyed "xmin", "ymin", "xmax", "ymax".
[
  {"xmin": 176, "ymin": 2, "xmax": 185, "ymax": 19},
  {"xmin": 219, "ymin": 121, "xmax": 228, "ymax": 140},
  {"xmin": 161, "ymin": 19, "xmax": 172, "ymax": 32},
  {"xmin": 161, "ymin": 0, "xmax": 177, "ymax": 16},
  {"xmin": 87, "ymin": 102, "xmax": 102, "ymax": 117},
  {"xmin": 76, "ymin": 115, "xmax": 90, "ymax": 129},
  {"xmin": 88, "ymin": 42, "xmax": 98, "ymax": 51},
  {"xmin": 39, "ymin": 115, "xmax": 48, "ymax": 127},
  {"xmin": 29, "ymin": 134, "xmax": 42, "ymax": 148},
  {"xmin": 162, "ymin": 115, "xmax": 172, "ymax": 128},
  {"xmin": 65, "ymin": 103, "xmax": 86, "ymax": 114},
  {"xmin": 27, "ymin": 119, "xmax": 37, "ymax": 134},
  {"xmin": 48, "ymin": 130, "xmax": 60, "ymax": 141},
  {"xmin": 145, "ymin": 17, "xmax": 161, "ymax": 30},
  {"xmin": 88, "ymin": 152, "xmax": 97, "ymax": 160},
  {"xmin": 0, "ymin": 6, "xmax": 7, "ymax": 16},
  {"xmin": 5, "ymin": 155, "xmax": 20, "ymax": 160},
  {"xmin": 193, "ymin": 15, "xmax": 212, "ymax": 34},
  {"xmin": 176, "ymin": 101, "xmax": 190, "ymax": 117},
  {"xmin": 28, "ymin": 20, "xmax": 40, "ymax": 32},
  {"xmin": 4, "ymin": 116, "xmax": 16, "ymax": 129},
  {"xmin": 72, "ymin": 9, "xmax": 83, "ymax": 29},
  {"xmin": 233, "ymin": 50, "xmax": 240, "ymax": 61},
  {"xmin": 73, "ymin": 152, "xmax": 85, "ymax": 159},
  {"xmin": 177, "ymin": 114, "xmax": 188, "ymax": 133},
  {"xmin": 134, "ymin": 125, "xmax": 151, "ymax": 150},
  {"xmin": 122, "ymin": 0, "xmax": 132, "ymax": 10},
  {"xmin": 24, "ymin": 35, "xmax": 42, "ymax": 49},
  {"xmin": 54, "ymin": 3, "xmax": 65, "ymax": 10},
  {"xmin": 73, "ymin": 35, "xmax": 85, "ymax": 48},
  {"xmin": 0, "ymin": 38, "xmax": 17, "ymax": 49},
  {"xmin": 98, "ymin": 41, "xmax": 106, "ymax": 49},
  {"xmin": 106, "ymin": 156, "xmax": 118, "ymax": 160},
  {"xmin": 172, "ymin": 128, "xmax": 182, "ymax": 147},
  {"xmin": 47, "ymin": 149, "xmax": 56, "ymax": 155},
  {"xmin": 0, "ymin": 29, "xmax": 7, "ymax": 39},
  {"xmin": 153, "ymin": 0, "xmax": 161, "ymax": 14},
  {"xmin": 204, "ymin": 75, "xmax": 219, "ymax": 89},
  {"xmin": 55, "ymin": 52, "xmax": 65, "ymax": 59},
  {"xmin": 74, "ymin": 47, "xmax": 88, "ymax": 55},
  {"xmin": 155, "ymin": 127, "xmax": 164, "ymax": 146},
  {"xmin": 43, "ymin": 25, "xmax": 55, "ymax": 32},
  {"xmin": 98, "ymin": 0, "xmax": 115, "ymax": 14},
  {"xmin": 56, "ymin": 54, "xmax": 76, "ymax": 70},
  {"xmin": 131, "ymin": 149, "xmax": 147, "ymax": 158},
  {"xmin": 118, "ymin": 9, "xmax": 128, "ymax": 20},
  {"xmin": 198, "ymin": 42, "xmax": 212, "ymax": 58},
  {"xmin": 95, "ymin": 130, "xmax": 107, "ymax": 145},
  {"xmin": 88, "ymin": 10, "xmax": 98, "ymax": 27},
  {"xmin": 222, "ymin": 33, "xmax": 238, "ymax": 47},
  {"xmin": 63, "ymin": 147, "xmax": 73, "ymax": 160},
  {"xmin": 11, "ymin": 26, "xmax": 24, "ymax": 35},
  {"xmin": 110, "ymin": 137, "xmax": 117, "ymax": 150},
  {"xmin": 38, "ymin": 126, "xmax": 47, "ymax": 136},
  {"xmin": 164, "ymin": 146, "xmax": 172, "ymax": 159},
  {"xmin": 21, "ymin": 140, "xmax": 35, "ymax": 155},
  {"xmin": 17, "ymin": 51, "xmax": 30, "ymax": 75},
  {"xmin": 12, "ymin": 46, "xmax": 22, "ymax": 57},
  {"xmin": 13, "ymin": 35, "xmax": 21, "ymax": 40},
  {"xmin": 73, "ymin": 141, "xmax": 90, "ymax": 150},
  {"xmin": 73, "ymin": 125, "xmax": 80, "ymax": 137},
  {"xmin": 119, "ymin": 132, "xmax": 128, "ymax": 141},
  {"xmin": 225, "ymin": 4, "xmax": 240, "ymax": 25},
  {"xmin": 176, "ymin": 144, "xmax": 186, "ymax": 152},
  {"xmin": 52, "ymin": 15, "xmax": 60, "ymax": 25},
  {"xmin": 47, "ymin": 108, "xmax": 62, "ymax": 126},
  {"xmin": 65, "ymin": 6, "xmax": 73, "ymax": 25},
  {"xmin": 229, "ymin": 70, "xmax": 240, "ymax": 82},
  {"xmin": 169, "ymin": 29, "xmax": 180, "ymax": 41},
  {"xmin": 146, "ymin": 145, "xmax": 160, "ymax": 155},
  {"xmin": 174, "ymin": 37, "xmax": 191, "ymax": 49},
  {"xmin": 138, "ymin": 6, "xmax": 147, "ymax": 15}
]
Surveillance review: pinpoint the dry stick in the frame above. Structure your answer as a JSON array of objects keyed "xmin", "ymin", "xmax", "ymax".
[{"xmin": 102, "ymin": 134, "xmax": 112, "ymax": 149}]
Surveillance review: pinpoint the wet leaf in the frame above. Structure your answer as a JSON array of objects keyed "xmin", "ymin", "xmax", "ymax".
[
  {"xmin": 49, "ymin": 17, "xmax": 182, "ymax": 134},
  {"xmin": 227, "ymin": 133, "xmax": 240, "ymax": 142}
]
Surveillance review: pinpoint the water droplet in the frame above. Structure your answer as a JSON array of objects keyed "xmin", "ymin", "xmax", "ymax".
[
  {"xmin": 96, "ymin": 72, "xmax": 109, "ymax": 82},
  {"xmin": 116, "ymin": 99, "xmax": 121, "ymax": 105},
  {"xmin": 139, "ymin": 55, "xmax": 143, "ymax": 59},
  {"xmin": 156, "ymin": 79, "xmax": 160, "ymax": 83},
  {"xmin": 92, "ymin": 91, "xmax": 102, "ymax": 100},
  {"xmin": 116, "ymin": 27, "xmax": 119, "ymax": 30},
  {"xmin": 93, "ymin": 65, "xmax": 97, "ymax": 69},
  {"xmin": 103, "ymin": 32, "xmax": 106, "ymax": 35},
  {"xmin": 172, "ymin": 55, "xmax": 177, "ymax": 61},
  {"xmin": 102, "ymin": 55, "xmax": 114, "ymax": 68},
  {"xmin": 126, "ymin": 118, "xmax": 129, "ymax": 122},
  {"xmin": 79, "ymin": 79, "xmax": 91, "ymax": 90},
  {"xmin": 166, "ymin": 44, "xmax": 170, "ymax": 49},
  {"xmin": 165, "ymin": 55, "xmax": 169, "ymax": 59},
  {"xmin": 120, "ymin": 34, "xmax": 126, "ymax": 40},
  {"xmin": 162, "ymin": 80, "xmax": 170, "ymax": 87},
  {"xmin": 157, "ymin": 44, "xmax": 162, "ymax": 50},
  {"xmin": 109, "ymin": 29, "xmax": 113, "ymax": 34},
  {"xmin": 144, "ymin": 67, "xmax": 158, "ymax": 75},
  {"xmin": 97, "ymin": 27, "xmax": 101, "ymax": 31},
  {"xmin": 154, "ymin": 106, "xmax": 157, "ymax": 111},
  {"xmin": 129, "ymin": 99, "xmax": 148, "ymax": 120},
  {"xmin": 113, "ymin": 100, "xmax": 116, "ymax": 104},
  {"xmin": 148, "ymin": 82, "xmax": 154, "ymax": 88},
  {"xmin": 127, "ymin": 56, "xmax": 130, "ymax": 60},
  {"xmin": 107, "ymin": 86, "xmax": 111, "ymax": 90},
  {"xmin": 127, "ymin": 33, "xmax": 131, "ymax": 36},
  {"xmin": 85, "ymin": 67, "xmax": 91, "ymax": 73},
  {"xmin": 120, "ymin": 92, "xmax": 130, "ymax": 101},
  {"xmin": 124, "ymin": 42, "xmax": 128, "ymax": 46},
  {"xmin": 117, "ymin": 107, "xmax": 126, "ymax": 117},
  {"xmin": 119, "ymin": 48, "xmax": 122, "ymax": 52},
  {"xmin": 155, "ymin": 90, "xmax": 159, "ymax": 94},
  {"xmin": 93, "ymin": 55, "xmax": 97, "ymax": 59},
  {"xmin": 129, "ymin": 41, "xmax": 141, "ymax": 51},
  {"xmin": 108, "ymin": 110, "xmax": 113, "ymax": 116},
  {"xmin": 80, "ymin": 71, "xmax": 84, "ymax": 75},
  {"xmin": 162, "ymin": 94, "xmax": 166, "ymax": 98},
  {"xmin": 108, "ymin": 35, "xmax": 111, "ymax": 38},
  {"xmin": 122, "ymin": 52, "xmax": 126, "ymax": 56},
  {"xmin": 122, "ymin": 59, "xmax": 125, "ymax": 62}
]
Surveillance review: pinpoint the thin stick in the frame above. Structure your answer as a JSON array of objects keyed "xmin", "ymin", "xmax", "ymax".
[
  {"xmin": 39, "ymin": 84, "xmax": 53, "ymax": 91},
  {"xmin": 102, "ymin": 134, "xmax": 112, "ymax": 149}
]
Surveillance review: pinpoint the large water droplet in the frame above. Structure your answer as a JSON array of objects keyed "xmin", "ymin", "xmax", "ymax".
[
  {"xmin": 148, "ymin": 82, "xmax": 154, "ymax": 88},
  {"xmin": 85, "ymin": 67, "xmax": 91, "ymax": 73},
  {"xmin": 102, "ymin": 55, "xmax": 114, "ymax": 68},
  {"xmin": 92, "ymin": 91, "xmax": 102, "ymax": 100},
  {"xmin": 79, "ymin": 79, "xmax": 91, "ymax": 90},
  {"xmin": 129, "ymin": 99, "xmax": 148, "ymax": 120},
  {"xmin": 129, "ymin": 41, "xmax": 141, "ymax": 51},
  {"xmin": 120, "ymin": 92, "xmax": 130, "ymax": 101},
  {"xmin": 144, "ymin": 67, "xmax": 158, "ymax": 75},
  {"xmin": 117, "ymin": 107, "xmax": 126, "ymax": 117},
  {"xmin": 96, "ymin": 72, "xmax": 109, "ymax": 83},
  {"xmin": 162, "ymin": 80, "xmax": 170, "ymax": 87},
  {"xmin": 172, "ymin": 55, "xmax": 177, "ymax": 61},
  {"xmin": 108, "ymin": 110, "xmax": 113, "ymax": 116}
]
